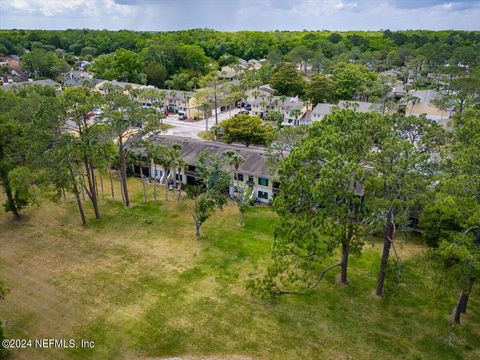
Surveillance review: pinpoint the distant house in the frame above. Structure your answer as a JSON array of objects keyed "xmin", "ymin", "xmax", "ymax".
[
  {"xmin": 135, "ymin": 135, "xmax": 279, "ymax": 203},
  {"xmin": 311, "ymin": 103, "xmax": 335, "ymax": 122},
  {"xmin": 248, "ymin": 59, "xmax": 262, "ymax": 70},
  {"xmin": 79, "ymin": 60, "xmax": 91, "ymax": 70},
  {"xmin": 308, "ymin": 101, "xmax": 377, "ymax": 125},
  {"xmin": 392, "ymin": 84, "xmax": 407, "ymax": 97},
  {"xmin": 248, "ymin": 92, "xmax": 306, "ymax": 126},
  {"xmin": 337, "ymin": 101, "xmax": 377, "ymax": 113},
  {"xmin": 95, "ymin": 80, "xmax": 204, "ymax": 119},
  {"xmin": 379, "ymin": 69, "xmax": 402, "ymax": 78},
  {"xmin": 66, "ymin": 70, "xmax": 93, "ymax": 80},
  {"xmin": 63, "ymin": 70, "xmax": 96, "ymax": 87},
  {"xmin": 0, "ymin": 56, "xmax": 22, "ymax": 72},
  {"xmin": 219, "ymin": 66, "xmax": 242, "ymax": 80},
  {"xmin": 406, "ymin": 90, "xmax": 452, "ymax": 125},
  {"xmin": 237, "ymin": 58, "xmax": 249, "ymax": 69},
  {"xmin": 3, "ymin": 79, "xmax": 61, "ymax": 91},
  {"xmin": 1, "ymin": 74, "xmax": 13, "ymax": 85}
]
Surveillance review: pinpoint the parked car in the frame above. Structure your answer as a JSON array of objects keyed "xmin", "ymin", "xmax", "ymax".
[
  {"xmin": 178, "ymin": 114, "xmax": 187, "ymax": 120},
  {"xmin": 245, "ymin": 103, "xmax": 252, "ymax": 111}
]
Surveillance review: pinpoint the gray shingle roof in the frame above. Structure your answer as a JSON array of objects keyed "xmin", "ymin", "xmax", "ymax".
[
  {"xmin": 148, "ymin": 136, "xmax": 273, "ymax": 178},
  {"xmin": 312, "ymin": 103, "xmax": 335, "ymax": 116},
  {"xmin": 409, "ymin": 90, "xmax": 441, "ymax": 103}
]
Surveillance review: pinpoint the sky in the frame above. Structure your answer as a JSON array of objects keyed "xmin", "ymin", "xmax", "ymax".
[{"xmin": 0, "ymin": 0, "xmax": 479, "ymax": 31}]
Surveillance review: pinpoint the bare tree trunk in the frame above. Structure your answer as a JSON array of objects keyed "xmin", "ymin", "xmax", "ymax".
[
  {"xmin": 164, "ymin": 169, "xmax": 169, "ymax": 201},
  {"xmin": 458, "ymin": 226, "xmax": 480, "ymax": 318},
  {"xmin": 376, "ymin": 209, "xmax": 394, "ymax": 297},
  {"xmin": 119, "ymin": 170, "xmax": 126, "ymax": 205},
  {"xmin": 84, "ymin": 159, "xmax": 100, "ymax": 219},
  {"xmin": 153, "ymin": 164, "xmax": 157, "ymax": 201},
  {"xmin": 176, "ymin": 167, "xmax": 182, "ymax": 202},
  {"xmin": 68, "ymin": 162, "xmax": 86, "ymax": 226},
  {"xmin": 119, "ymin": 141, "xmax": 130, "ymax": 207},
  {"xmin": 340, "ymin": 238, "xmax": 349, "ymax": 285},
  {"xmin": 340, "ymin": 223, "xmax": 353, "ymax": 285},
  {"xmin": 140, "ymin": 166, "xmax": 147, "ymax": 203},
  {"xmin": 453, "ymin": 290, "xmax": 468, "ymax": 324},
  {"xmin": 193, "ymin": 215, "xmax": 201, "ymax": 238},
  {"xmin": 109, "ymin": 172, "xmax": 115, "ymax": 200}
]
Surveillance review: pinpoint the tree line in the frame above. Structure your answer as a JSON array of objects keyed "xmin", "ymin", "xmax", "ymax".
[{"xmin": 2, "ymin": 29, "xmax": 479, "ymax": 91}]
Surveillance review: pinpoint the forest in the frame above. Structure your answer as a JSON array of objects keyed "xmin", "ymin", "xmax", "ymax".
[{"xmin": 1, "ymin": 28, "xmax": 479, "ymax": 89}]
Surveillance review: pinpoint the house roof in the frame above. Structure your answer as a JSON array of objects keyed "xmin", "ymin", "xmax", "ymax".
[
  {"xmin": 392, "ymin": 84, "xmax": 406, "ymax": 94},
  {"xmin": 145, "ymin": 135, "xmax": 274, "ymax": 178},
  {"xmin": 259, "ymin": 84, "xmax": 275, "ymax": 95},
  {"xmin": 4, "ymin": 79, "xmax": 60, "ymax": 90},
  {"xmin": 338, "ymin": 101, "xmax": 376, "ymax": 113},
  {"xmin": 312, "ymin": 103, "xmax": 335, "ymax": 116},
  {"xmin": 379, "ymin": 70, "xmax": 401, "ymax": 76},
  {"xmin": 408, "ymin": 102, "xmax": 447, "ymax": 117},
  {"xmin": 409, "ymin": 89, "xmax": 441, "ymax": 103}
]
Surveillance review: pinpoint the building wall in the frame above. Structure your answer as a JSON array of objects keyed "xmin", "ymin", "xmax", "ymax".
[{"xmin": 149, "ymin": 163, "xmax": 274, "ymax": 203}]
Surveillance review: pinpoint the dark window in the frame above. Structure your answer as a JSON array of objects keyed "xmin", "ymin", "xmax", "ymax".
[
  {"xmin": 187, "ymin": 165, "xmax": 196, "ymax": 172},
  {"xmin": 258, "ymin": 190, "xmax": 269, "ymax": 199},
  {"xmin": 273, "ymin": 181, "xmax": 280, "ymax": 189},
  {"xmin": 248, "ymin": 175, "xmax": 254, "ymax": 183},
  {"xmin": 176, "ymin": 174, "xmax": 183, "ymax": 181},
  {"xmin": 234, "ymin": 173, "xmax": 244, "ymax": 181},
  {"xmin": 258, "ymin": 178, "xmax": 269, "ymax": 186}
]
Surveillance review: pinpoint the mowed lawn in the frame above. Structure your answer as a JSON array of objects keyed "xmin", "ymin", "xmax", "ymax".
[{"xmin": 1, "ymin": 178, "xmax": 479, "ymax": 360}]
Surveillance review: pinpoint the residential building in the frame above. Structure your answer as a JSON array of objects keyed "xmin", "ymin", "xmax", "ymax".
[
  {"xmin": 311, "ymin": 103, "xmax": 335, "ymax": 122},
  {"xmin": 406, "ymin": 90, "xmax": 453, "ymax": 125},
  {"xmin": 95, "ymin": 80, "xmax": 202, "ymax": 119},
  {"xmin": 247, "ymin": 92, "xmax": 307, "ymax": 126},
  {"xmin": 137, "ymin": 135, "xmax": 279, "ymax": 204},
  {"xmin": 337, "ymin": 101, "xmax": 377, "ymax": 113},
  {"xmin": 3, "ymin": 79, "xmax": 61, "ymax": 91}
]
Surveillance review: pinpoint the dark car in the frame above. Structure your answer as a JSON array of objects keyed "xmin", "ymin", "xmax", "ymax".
[{"xmin": 245, "ymin": 103, "xmax": 252, "ymax": 111}]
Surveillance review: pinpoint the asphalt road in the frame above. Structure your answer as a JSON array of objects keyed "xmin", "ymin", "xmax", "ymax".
[{"xmin": 162, "ymin": 108, "xmax": 242, "ymax": 139}]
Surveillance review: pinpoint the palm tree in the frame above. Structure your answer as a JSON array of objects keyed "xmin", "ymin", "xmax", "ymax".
[
  {"xmin": 156, "ymin": 146, "xmax": 173, "ymax": 201},
  {"xmin": 224, "ymin": 150, "xmax": 247, "ymax": 226},
  {"xmin": 145, "ymin": 141, "xmax": 162, "ymax": 201},
  {"xmin": 175, "ymin": 158, "xmax": 186, "ymax": 202},
  {"xmin": 169, "ymin": 144, "xmax": 183, "ymax": 200},
  {"xmin": 290, "ymin": 108, "xmax": 303, "ymax": 126}
]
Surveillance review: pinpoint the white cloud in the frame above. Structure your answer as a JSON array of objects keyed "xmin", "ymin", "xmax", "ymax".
[
  {"xmin": 0, "ymin": 0, "xmax": 479, "ymax": 30},
  {"xmin": 4, "ymin": 0, "xmax": 130, "ymax": 18}
]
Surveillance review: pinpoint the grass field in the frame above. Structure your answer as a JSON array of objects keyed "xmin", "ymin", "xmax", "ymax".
[{"xmin": 0, "ymin": 177, "xmax": 479, "ymax": 360}]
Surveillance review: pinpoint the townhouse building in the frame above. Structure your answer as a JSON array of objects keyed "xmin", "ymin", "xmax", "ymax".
[{"xmin": 136, "ymin": 136, "xmax": 279, "ymax": 204}]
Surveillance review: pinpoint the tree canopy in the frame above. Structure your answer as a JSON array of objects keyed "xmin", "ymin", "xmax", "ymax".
[{"xmin": 220, "ymin": 114, "xmax": 273, "ymax": 147}]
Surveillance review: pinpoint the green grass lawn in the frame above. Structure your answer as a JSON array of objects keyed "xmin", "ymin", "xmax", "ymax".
[{"xmin": 0, "ymin": 178, "xmax": 479, "ymax": 360}]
